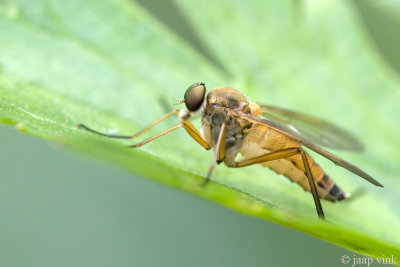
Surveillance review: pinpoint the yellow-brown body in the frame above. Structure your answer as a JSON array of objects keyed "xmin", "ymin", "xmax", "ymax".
[
  {"xmin": 202, "ymin": 87, "xmax": 348, "ymax": 201},
  {"xmin": 79, "ymin": 82, "xmax": 381, "ymax": 219}
]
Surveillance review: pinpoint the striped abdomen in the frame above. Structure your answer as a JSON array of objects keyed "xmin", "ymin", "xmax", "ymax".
[{"xmin": 239, "ymin": 124, "xmax": 350, "ymax": 201}]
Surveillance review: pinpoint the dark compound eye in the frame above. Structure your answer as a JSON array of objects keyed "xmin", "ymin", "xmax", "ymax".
[{"xmin": 184, "ymin": 82, "xmax": 206, "ymax": 111}]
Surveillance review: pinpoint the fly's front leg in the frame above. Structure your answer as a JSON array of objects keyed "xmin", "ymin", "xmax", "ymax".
[
  {"xmin": 131, "ymin": 109, "xmax": 180, "ymax": 139},
  {"xmin": 230, "ymin": 147, "xmax": 324, "ymax": 219},
  {"xmin": 132, "ymin": 110, "xmax": 213, "ymax": 149},
  {"xmin": 129, "ymin": 124, "xmax": 182, "ymax": 147},
  {"xmin": 181, "ymin": 120, "xmax": 211, "ymax": 150},
  {"xmin": 131, "ymin": 120, "xmax": 215, "ymax": 149},
  {"xmin": 79, "ymin": 109, "xmax": 212, "ymax": 150},
  {"xmin": 78, "ymin": 109, "xmax": 180, "ymax": 139}
]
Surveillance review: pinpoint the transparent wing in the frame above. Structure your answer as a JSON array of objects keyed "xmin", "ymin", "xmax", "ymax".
[
  {"xmin": 226, "ymin": 108, "xmax": 382, "ymax": 187},
  {"xmin": 258, "ymin": 104, "xmax": 364, "ymax": 152}
]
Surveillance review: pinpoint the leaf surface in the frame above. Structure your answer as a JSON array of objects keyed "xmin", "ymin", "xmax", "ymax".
[{"xmin": 1, "ymin": 0, "xmax": 400, "ymax": 257}]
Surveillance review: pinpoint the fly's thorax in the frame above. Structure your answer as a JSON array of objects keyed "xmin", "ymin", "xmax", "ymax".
[
  {"xmin": 202, "ymin": 108, "xmax": 251, "ymax": 143},
  {"xmin": 201, "ymin": 87, "xmax": 259, "ymax": 165},
  {"xmin": 205, "ymin": 87, "xmax": 262, "ymax": 117},
  {"xmin": 202, "ymin": 106, "xmax": 252, "ymax": 166},
  {"xmin": 206, "ymin": 87, "xmax": 250, "ymax": 111}
]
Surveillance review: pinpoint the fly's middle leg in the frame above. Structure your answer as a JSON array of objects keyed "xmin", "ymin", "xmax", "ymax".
[{"xmin": 202, "ymin": 121, "xmax": 226, "ymax": 187}]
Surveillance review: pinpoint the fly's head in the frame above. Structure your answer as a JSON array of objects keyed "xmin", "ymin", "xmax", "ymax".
[{"xmin": 178, "ymin": 82, "xmax": 206, "ymax": 121}]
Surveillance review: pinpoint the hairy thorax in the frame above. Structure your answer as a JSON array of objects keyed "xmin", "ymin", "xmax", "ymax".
[{"xmin": 201, "ymin": 87, "xmax": 260, "ymax": 166}]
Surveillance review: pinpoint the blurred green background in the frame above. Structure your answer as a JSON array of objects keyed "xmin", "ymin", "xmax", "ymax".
[
  {"xmin": 1, "ymin": 1, "xmax": 400, "ymax": 266},
  {"xmin": 0, "ymin": 124, "xmax": 350, "ymax": 266}
]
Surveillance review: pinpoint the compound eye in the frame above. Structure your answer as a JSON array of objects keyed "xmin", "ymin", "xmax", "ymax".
[{"xmin": 184, "ymin": 82, "xmax": 206, "ymax": 111}]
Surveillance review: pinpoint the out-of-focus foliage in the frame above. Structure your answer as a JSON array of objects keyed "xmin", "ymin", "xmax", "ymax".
[{"xmin": 355, "ymin": 0, "xmax": 400, "ymax": 75}]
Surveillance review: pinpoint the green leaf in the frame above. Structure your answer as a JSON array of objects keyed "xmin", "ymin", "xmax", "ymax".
[{"xmin": 1, "ymin": 0, "xmax": 400, "ymax": 257}]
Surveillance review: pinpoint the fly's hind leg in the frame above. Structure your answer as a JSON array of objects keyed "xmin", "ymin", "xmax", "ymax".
[
  {"xmin": 230, "ymin": 147, "xmax": 325, "ymax": 219},
  {"xmin": 300, "ymin": 149, "xmax": 325, "ymax": 219},
  {"xmin": 232, "ymin": 148, "xmax": 300, "ymax": 167}
]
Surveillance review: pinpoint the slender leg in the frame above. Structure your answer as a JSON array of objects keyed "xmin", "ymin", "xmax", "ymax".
[
  {"xmin": 217, "ymin": 124, "xmax": 226, "ymax": 163},
  {"xmin": 133, "ymin": 110, "xmax": 179, "ymax": 138},
  {"xmin": 182, "ymin": 121, "xmax": 211, "ymax": 150},
  {"xmin": 129, "ymin": 124, "xmax": 182, "ymax": 147},
  {"xmin": 130, "ymin": 121, "xmax": 212, "ymax": 149},
  {"xmin": 202, "ymin": 122, "xmax": 226, "ymax": 187},
  {"xmin": 300, "ymin": 150, "xmax": 324, "ymax": 219},
  {"xmin": 77, "ymin": 109, "xmax": 179, "ymax": 139},
  {"xmin": 233, "ymin": 148, "xmax": 300, "ymax": 167},
  {"xmin": 231, "ymin": 147, "xmax": 325, "ymax": 219},
  {"xmin": 79, "ymin": 109, "xmax": 213, "ymax": 150}
]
